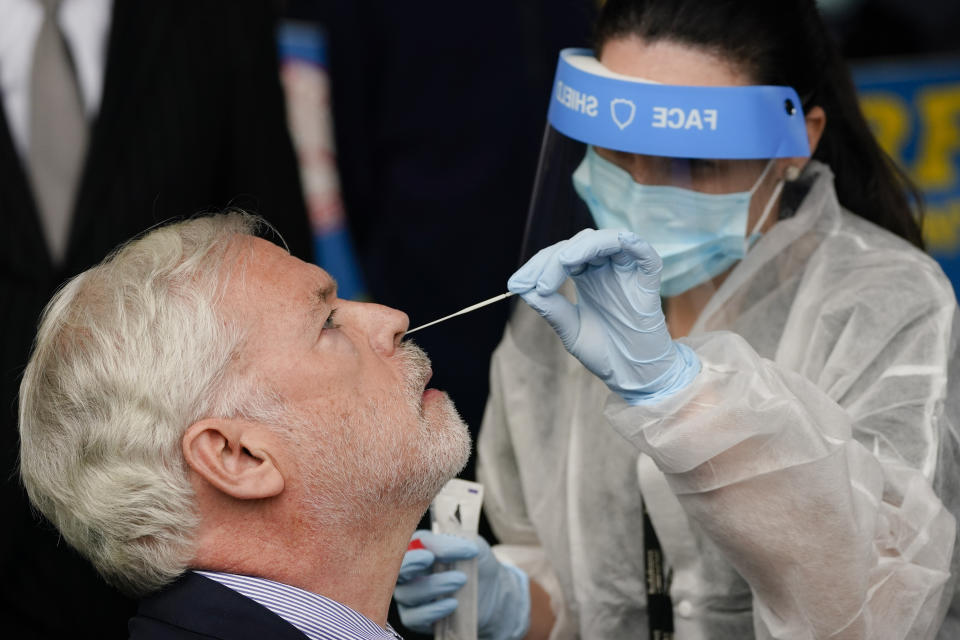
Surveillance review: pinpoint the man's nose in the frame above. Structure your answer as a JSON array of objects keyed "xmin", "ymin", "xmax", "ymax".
[{"xmin": 362, "ymin": 303, "xmax": 409, "ymax": 356}]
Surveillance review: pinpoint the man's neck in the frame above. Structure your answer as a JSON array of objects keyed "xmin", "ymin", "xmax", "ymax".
[{"xmin": 192, "ymin": 509, "xmax": 423, "ymax": 627}]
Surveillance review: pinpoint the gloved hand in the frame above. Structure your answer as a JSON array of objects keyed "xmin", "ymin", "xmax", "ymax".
[
  {"xmin": 394, "ymin": 531, "xmax": 531, "ymax": 640},
  {"xmin": 508, "ymin": 228, "xmax": 700, "ymax": 405}
]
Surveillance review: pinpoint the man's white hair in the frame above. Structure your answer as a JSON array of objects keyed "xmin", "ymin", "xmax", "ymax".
[{"xmin": 18, "ymin": 212, "xmax": 270, "ymax": 596}]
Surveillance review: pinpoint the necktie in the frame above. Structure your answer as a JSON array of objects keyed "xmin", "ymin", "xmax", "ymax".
[{"xmin": 27, "ymin": 0, "xmax": 88, "ymax": 265}]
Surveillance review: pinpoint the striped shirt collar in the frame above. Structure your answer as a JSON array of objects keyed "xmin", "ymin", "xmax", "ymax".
[{"xmin": 194, "ymin": 570, "xmax": 403, "ymax": 640}]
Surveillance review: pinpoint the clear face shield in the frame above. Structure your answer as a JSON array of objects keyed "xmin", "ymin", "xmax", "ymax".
[{"xmin": 522, "ymin": 49, "xmax": 811, "ymax": 297}]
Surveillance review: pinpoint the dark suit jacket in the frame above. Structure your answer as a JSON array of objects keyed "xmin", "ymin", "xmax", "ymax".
[
  {"xmin": 129, "ymin": 573, "xmax": 309, "ymax": 640},
  {"xmin": 1, "ymin": 1, "xmax": 311, "ymax": 637}
]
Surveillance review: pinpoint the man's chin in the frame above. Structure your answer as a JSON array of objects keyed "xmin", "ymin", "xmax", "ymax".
[{"xmin": 407, "ymin": 394, "xmax": 472, "ymax": 501}]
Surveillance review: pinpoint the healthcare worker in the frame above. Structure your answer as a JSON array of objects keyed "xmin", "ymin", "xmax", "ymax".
[{"xmin": 393, "ymin": 0, "xmax": 960, "ymax": 638}]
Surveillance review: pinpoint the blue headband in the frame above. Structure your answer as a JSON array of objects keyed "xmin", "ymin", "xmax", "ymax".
[{"xmin": 547, "ymin": 48, "xmax": 810, "ymax": 159}]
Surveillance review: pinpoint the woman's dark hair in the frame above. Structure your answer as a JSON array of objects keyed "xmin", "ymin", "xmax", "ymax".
[{"xmin": 594, "ymin": 0, "xmax": 925, "ymax": 249}]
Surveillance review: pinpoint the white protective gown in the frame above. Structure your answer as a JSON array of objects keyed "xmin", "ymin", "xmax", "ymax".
[{"xmin": 477, "ymin": 162, "xmax": 960, "ymax": 639}]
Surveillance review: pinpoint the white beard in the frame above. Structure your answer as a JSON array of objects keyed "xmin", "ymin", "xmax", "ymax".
[{"xmin": 287, "ymin": 342, "xmax": 471, "ymax": 531}]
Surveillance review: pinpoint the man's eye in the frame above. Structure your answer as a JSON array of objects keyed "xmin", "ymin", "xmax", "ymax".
[{"xmin": 323, "ymin": 308, "xmax": 340, "ymax": 330}]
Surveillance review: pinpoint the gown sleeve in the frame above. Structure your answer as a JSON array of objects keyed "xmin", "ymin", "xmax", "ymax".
[{"xmin": 605, "ymin": 258, "xmax": 960, "ymax": 639}]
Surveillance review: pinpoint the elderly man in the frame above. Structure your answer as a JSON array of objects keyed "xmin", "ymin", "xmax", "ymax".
[{"xmin": 17, "ymin": 213, "xmax": 475, "ymax": 639}]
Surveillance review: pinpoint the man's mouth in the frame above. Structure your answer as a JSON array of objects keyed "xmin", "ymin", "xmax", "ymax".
[
  {"xmin": 422, "ymin": 369, "xmax": 433, "ymax": 395},
  {"xmin": 421, "ymin": 369, "xmax": 445, "ymax": 405},
  {"xmin": 421, "ymin": 388, "xmax": 443, "ymax": 404}
]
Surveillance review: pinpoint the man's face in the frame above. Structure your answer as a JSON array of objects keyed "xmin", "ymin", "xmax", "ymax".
[{"xmin": 223, "ymin": 237, "xmax": 470, "ymax": 525}]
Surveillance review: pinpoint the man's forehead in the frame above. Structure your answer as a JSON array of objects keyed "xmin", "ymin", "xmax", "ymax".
[{"xmin": 229, "ymin": 236, "xmax": 335, "ymax": 304}]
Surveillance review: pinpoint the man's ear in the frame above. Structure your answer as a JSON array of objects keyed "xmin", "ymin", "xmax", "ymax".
[{"xmin": 182, "ymin": 418, "xmax": 285, "ymax": 500}]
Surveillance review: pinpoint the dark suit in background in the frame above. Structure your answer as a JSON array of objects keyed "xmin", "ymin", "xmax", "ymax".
[{"xmin": 1, "ymin": 1, "xmax": 311, "ymax": 637}]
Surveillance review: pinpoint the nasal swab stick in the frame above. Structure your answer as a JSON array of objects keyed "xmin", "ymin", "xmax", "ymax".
[{"xmin": 405, "ymin": 292, "xmax": 515, "ymax": 336}]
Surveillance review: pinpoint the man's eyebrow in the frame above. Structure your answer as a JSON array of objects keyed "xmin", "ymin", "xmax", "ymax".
[{"xmin": 312, "ymin": 283, "xmax": 338, "ymax": 310}]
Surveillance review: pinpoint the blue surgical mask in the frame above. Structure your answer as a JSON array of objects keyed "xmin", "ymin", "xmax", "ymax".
[{"xmin": 572, "ymin": 146, "xmax": 783, "ymax": 297}]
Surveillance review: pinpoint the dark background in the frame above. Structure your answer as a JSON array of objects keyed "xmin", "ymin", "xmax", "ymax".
[{"xmin": 2, "ymin": 0, "xmax": 959, "ymax": 638}]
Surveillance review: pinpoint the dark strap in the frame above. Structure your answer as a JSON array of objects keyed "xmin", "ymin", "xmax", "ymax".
[{"xmin": 643, "ymin": 501, "xmax": 674, "ymax": 640}]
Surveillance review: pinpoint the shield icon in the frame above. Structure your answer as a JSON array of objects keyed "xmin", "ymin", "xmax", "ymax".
[{"xmin": 610, "ymin": 98, "xmax": 636, "ymax": 130}]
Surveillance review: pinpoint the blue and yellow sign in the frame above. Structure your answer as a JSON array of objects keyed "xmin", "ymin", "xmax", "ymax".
[{"xmin": 854, "ymin": 58, "xmax": 960, "ymax": 292}]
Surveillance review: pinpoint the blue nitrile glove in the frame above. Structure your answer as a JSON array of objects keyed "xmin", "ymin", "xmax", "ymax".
[
  {"xmin": 394, "ymin": 531, "xmax": 531, "ymax": 640},
  {"xmin": 508, "ymin": 228, "xmax": 700, "ymax": 405}
]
